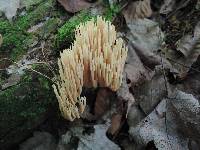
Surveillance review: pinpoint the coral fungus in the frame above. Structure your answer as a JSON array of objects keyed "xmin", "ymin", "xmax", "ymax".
[{"xmin": 53, "ymin": 16, "xmax": 127, "ymax": 121}]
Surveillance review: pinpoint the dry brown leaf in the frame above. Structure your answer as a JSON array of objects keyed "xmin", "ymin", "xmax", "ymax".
[
  {"xmin": 125, "ymin": 42, "xmax": 151, "ymax": 85},
  {"xmin": 57, "ymin": 0, "xmax": 93, "ymax": 13},
  {"xmin": 169, "ymin": 22, "xmax": 200, "ymax": 78},
  {"xmin": 130, "ymin": 42, "xmax": 171, "ymax": 69},
  {"xmin": 116, "ymin": 42, "xmax": 158, "ymax": 117},
  {"xmin": 117, "ymin": 18, "xmax": 170, "ymax": 116},
  {"xmin": 94, "ymin": 88, "xmax": 113, "ymax": 118},
  {"xmin": 107, "ymin": 114, "xmax": 123, "ymax": 136},
  {"xmin": 122, "ymin": 0, "xmax": 152, "ymax": 24}
]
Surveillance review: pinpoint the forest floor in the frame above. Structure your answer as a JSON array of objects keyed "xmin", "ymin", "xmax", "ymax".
[{"xmin": 0, "ymin": 0, "xmax": 200, "ymax": 150}]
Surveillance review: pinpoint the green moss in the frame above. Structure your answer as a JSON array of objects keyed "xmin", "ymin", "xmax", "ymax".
[
  {"xmin": 0, "ymin": 20, "xmax": 33, "ymax": 60},
  {"xmin": 0, "ymin": 73, "xmax": 54, "ymax": 118},
  {"xmin": 56, "ymin": 5, "xmax": 120, "ymax": 49},
  {"xmin": 16, "ymin": 0, "xmax": 54, "ymax": 30},
  {"xmin": 37, "ymin": 18, "xmax": 61, "ymax": 39},
  {"xmin": 21, "ymin": 0, "xmax": 44, "ymax": 10},
  {"xmin": 56, "ymin": 11, "xmax": 94, "ymax": 48},
  {"xmin": 0, "ymin": 73, "xmax": 56, "ymax": 139},
  {"xmin": 0, "ymin": 72, "xmax": 56, "ymax": 148},
  {"xmin": 0, "ymin": 0, "xmax": 56, "ymax": 61},
  {"xmin": 104, "ymin": 4, "xmax": 120, "ymax": 21}
]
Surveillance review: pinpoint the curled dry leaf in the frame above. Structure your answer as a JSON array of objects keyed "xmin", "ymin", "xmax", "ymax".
[
  {"xmin": 124, "ymin": 42, "xmax": 150, "ymax": 85},
  {"xmin": 57, "ymin": 0, "xmax": 93, "ymax": 13},
  {"xmin": 107, "ymin": 114, "xmax": 123, "ymax": 136},
  {"xmin": 170, "ymin": 22, "xmax": 200, "ymax": 77},
  {"xmin": 122, "ymin": 0, "xmax": 152, "ymax": 24}
]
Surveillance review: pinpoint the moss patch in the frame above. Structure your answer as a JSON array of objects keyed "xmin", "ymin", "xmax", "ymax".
[
  {"xmin": 0, "ymin": 71, "xmax": 57, "ymax": 149},
  {"xmin": 56, "ymin": 4, "xmax": 120, "ymax": 49},
  {"xmin": 56, "ymin": 11, "xmax": 94, "ymax": 48},
  {"xmin": 0, "ymin": 0, "xmax": 57, "ymax": 61},
  {"xmin": 16, "ymin": 0, "xmax": 55, "ymax": 30},
  {"xmin": 104, "ymin": 4, "xmax": 120, "ymax": 21},
  {"xmin": 36, "ymin": 18, "xmax": 62, "ymax": 39}
]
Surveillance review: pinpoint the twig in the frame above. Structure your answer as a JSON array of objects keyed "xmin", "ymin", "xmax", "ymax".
[
  {"xmin": 0, "ymin": 57, "xmax": 54, "ymax": 83},
  {"xmin": 28, "ymin": 68, "xmax": 55, "ymax": 83}
]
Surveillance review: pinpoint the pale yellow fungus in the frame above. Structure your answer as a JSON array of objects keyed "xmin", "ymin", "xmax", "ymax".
[{"xmin": 53, "ymin": 16, "xmax": 127, "ymax": 121}]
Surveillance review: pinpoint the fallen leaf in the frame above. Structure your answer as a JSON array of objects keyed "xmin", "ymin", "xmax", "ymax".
[
  {"xmin": 107, "ymin": 114, "xmax": 123, "ymax": 136},
  {"xmin": 129, "ymin": 99, "xmax": 189, "ymax": 149},
  {"xmin": 0, "ymin": 0, "xmax": 20, "ymax": 20},
  {"xmin": 134, "ymin": 73, "xmax": 168, "ymax": 114},
  {"xmin": 117, "ymin": 18, "xmax": 171, "ymax": 117},
  {"xmin": 123, "ymin": 19, "xmax": 170, "ymax": 85},
  {"xmin": 124, "ymin": 43, "xmax": 149, "ymax": 85},
  {"xmin": 127, "ymin": 18, "xmax": 164, "ymax": 52},
  {"xmin": 126, "ymin": 19, "xmax": 171, "ymax": 70},
  {"xmin": 94, "ymin": 88, "xmax": 113, "ymax": 118},
  {"xmin": 57, "ymin": 0, "xmax": 93, "ymax": 13},
  {"xmin": 122, "ymin": 0, "xmax": 152, "ymax": 24},
  {"xmin": 167, "ymin": 22, "xmax": 200, "ymax": 78},
  {"xmin": 169, "ymin": 90, "xmax": 200, "ymax": 139}
]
